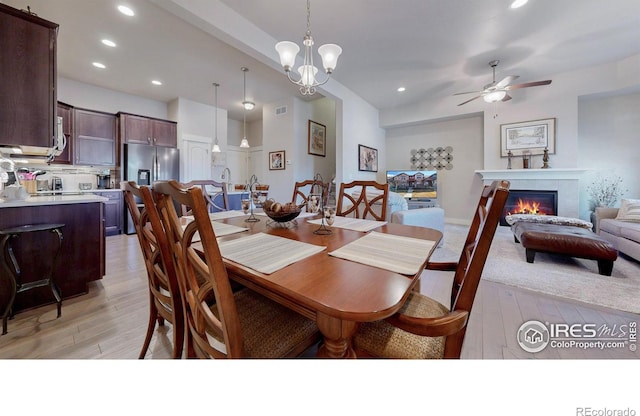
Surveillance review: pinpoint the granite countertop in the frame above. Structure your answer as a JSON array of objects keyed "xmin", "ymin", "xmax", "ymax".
[{"xmin": 0, "ymin": 194, "xmax": 108, "ymax": 208}]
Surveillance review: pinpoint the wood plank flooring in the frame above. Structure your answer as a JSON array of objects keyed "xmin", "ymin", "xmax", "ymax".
[{"xmin": 0, "ymin": 233, "xmax": 638, "ymax": 359}]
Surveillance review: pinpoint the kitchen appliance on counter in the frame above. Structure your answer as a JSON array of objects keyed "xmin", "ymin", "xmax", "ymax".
[
  {"xmin": 122, "ymin": 143, "xmax": 180, "ymax": 234},
  {"xmin": 52, "ymin": 176, "xmax": 63, "ymax": 191},
  {"xmin": 97, "ymin": 174, "xmax": 110, "ymax": 189}
]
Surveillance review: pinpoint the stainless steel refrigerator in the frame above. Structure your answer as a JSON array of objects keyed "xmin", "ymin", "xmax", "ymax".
[{"xmin": 123, "ymin": 143, "xmax": 180, "ymax": 234}]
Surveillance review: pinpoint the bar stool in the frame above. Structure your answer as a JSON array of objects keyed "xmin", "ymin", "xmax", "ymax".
[{"xmin": 0, "ymin": 223, "xmax": 64, "ymax": 335}]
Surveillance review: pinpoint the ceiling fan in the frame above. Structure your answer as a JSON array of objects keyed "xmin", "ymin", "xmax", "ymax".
[{"xmin": 454, "ymin": 60, "xmax": 552, "ymax": 106}]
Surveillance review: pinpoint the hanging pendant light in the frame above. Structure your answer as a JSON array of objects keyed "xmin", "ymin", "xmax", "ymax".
[
  {"xmin": 212, "ymin": 82, "xmax": 221, "ymax": 153},
  {"xmin": 275, "ymin": 0, "xmax": 342, "ymax": 95},
  {"xmin": 240, "ymin": 67, "xmax": 251, "ymax": 148}
]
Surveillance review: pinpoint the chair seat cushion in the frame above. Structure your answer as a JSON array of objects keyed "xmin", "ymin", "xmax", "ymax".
[
  {"xmin": 209, "ymin": 288, "xmax": 319, "ymax": 358},
  {"xmin": 352, "ymin": 292, "xmax": 449, "ymax": 359}
]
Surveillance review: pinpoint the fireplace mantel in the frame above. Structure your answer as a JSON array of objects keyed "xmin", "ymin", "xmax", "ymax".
[{"xmin": 475, "ymin": 168, "xmax": 587, "ymax": 181}]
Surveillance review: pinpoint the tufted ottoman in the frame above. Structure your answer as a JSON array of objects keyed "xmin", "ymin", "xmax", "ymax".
[{"xmin": 511, "ymin": 222, "xmax": 618, "ymax": 276}]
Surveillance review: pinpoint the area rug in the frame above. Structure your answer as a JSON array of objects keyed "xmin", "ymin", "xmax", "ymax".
[{"xmin": 430, "ymin": 224, "xmax": 640, "ymax": 314}]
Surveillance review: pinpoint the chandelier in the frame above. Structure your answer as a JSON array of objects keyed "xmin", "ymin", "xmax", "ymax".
[
  {"xmin": 275, "ymin": 0, "xmax": 342, "ymax": 95},
  {"xmin": 240, "ymin": 67, "xmax": 250, "ymax": 148},
  {"xmin": 212, "ymin": 82, "xmax": 221, "ymax": 153}
]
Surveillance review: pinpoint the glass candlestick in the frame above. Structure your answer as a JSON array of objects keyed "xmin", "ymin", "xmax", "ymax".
[
  {"xmin": 312, "ymin": 173, "xmax": 332, "ymax": 235},
  {"xmin": 244, "ymin": 174, "xmax": 260, "ymax": 222}
]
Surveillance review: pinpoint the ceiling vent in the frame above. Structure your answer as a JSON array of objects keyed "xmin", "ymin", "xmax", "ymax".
[{"xmin": 275, "ymin": 106, "xmax": 287, "ymax": 115}]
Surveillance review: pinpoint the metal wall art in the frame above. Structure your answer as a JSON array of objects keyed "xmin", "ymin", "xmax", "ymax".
[{"xmin": 410, "ymin": 146, "xmax": 453, "ymax": 170}]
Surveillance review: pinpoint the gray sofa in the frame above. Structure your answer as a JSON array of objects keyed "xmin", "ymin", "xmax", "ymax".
[{"xmin": 595, "ymin": 207, "xmax": 640, "ymax": 262}]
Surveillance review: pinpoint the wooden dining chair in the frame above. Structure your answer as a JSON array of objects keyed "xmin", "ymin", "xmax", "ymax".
[
  {"xmin": 291, "ymin": 179, "xmax": 329, "ymax": 211},
  {"xmin": 153, "ymin": 180, "xmax": 320, "ymax": 358},
  {"xmin": 352, "ymin": 180, "xmax": 510, "ymax": 359},
  {"xmin": 122, "ymin": 181, "xmax": 184, "ymax": 359},
  {"xmin": 180, "ymin": 179, "xmax": 229, "ymax": 216},
  {"xmin": 336, "ymin": 180, "xmax": 389, "ymax": 221}
]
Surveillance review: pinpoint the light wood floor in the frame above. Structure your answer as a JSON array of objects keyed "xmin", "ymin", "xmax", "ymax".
[{"xmin": 1, "ymin": 233, "xmax": 638, "ymax": 359}]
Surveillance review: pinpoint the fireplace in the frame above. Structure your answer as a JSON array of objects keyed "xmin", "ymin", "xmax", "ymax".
[{"xmin": 500, "ymin": 189, "xmax": 558, "ymax": 226}]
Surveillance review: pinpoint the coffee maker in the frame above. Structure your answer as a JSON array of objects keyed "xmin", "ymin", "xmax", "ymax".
[{"xmin": 97, "ymin": 174, "xmax": 110, "ymax": 189}]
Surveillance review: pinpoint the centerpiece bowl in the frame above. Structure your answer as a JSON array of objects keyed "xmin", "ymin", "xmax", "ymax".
[{"xmin": 262, "ymin": 199, "xmax": 302, "ymax": 222}]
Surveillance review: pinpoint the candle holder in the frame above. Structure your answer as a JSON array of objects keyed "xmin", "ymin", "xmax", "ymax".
[
  {"xmin": 244, "ymin": 174, "xmax": 260, "ymax": 222},
  {"xmin": 312, "ymin": 173, "xmax": 332, "ymax": 235}
]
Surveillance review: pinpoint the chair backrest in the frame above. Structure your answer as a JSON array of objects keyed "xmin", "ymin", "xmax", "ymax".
[
  {"xmin": 444, "ymin": 179, "xmax": 510, "ymax": 357},
  {"xmin": 121, "ymin": 181, "xmax": 184, "ymax": 357},
  {"xmin": 291, "ymin": 179, "xmax": 329, "ymax": 211},
  {"xmin": 180, "ymin": 179, "xmax": 229, "ymax": 215},
  {"xmin": 153, "ymin": 179, "xmax": 244, "ymax": 358},
  {"xmin": 336, "ymin": 180, "xmax": 389, "ymax": 221}
]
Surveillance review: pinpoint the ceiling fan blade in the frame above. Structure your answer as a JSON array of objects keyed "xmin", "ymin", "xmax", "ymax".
[
  {"xmin": 505, "ymin": 80, "xmax": 552, "ymax": 90},
  {"xmin": 501, "ymin": 94, "xmax": 512, "ymax": 102},
  {"xmin": 453, "ymin": 90, "xmax": 483, "ymax": 96},
  {"xmin": 496, "ymin": 75, "xmax": 519, "ymax": 88},
  {"xmin": 457, "ymin": 95, "xmax": 482, "ymax": 106}
]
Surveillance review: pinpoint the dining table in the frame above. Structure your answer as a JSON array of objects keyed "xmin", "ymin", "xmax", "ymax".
[{"xmin": 205, "ymin": 211, "xmax": 443, "ymax": 358}]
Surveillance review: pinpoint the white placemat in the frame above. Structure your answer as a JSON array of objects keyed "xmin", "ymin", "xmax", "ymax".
[
  {"xmin": 182, "ymin": 220, "xmax": 248, "ymax": 242},
  {"xmin": 218, "ymin": 232, "xmax": 326, "ymax": 274},
  {"xmin": 182, "ymin": 210, "xmax": 247, "ymax": 222},
  {"xmin": 328, "ymin": 231, "xmax": 436, "ymax": 275},
  {"xmin": 307, "ymin": 216, "xmax": 386, "ymax": 232}
]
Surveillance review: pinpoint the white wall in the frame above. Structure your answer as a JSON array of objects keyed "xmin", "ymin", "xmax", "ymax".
[{"xmin": 386, "ymin": 115, "xmax": 484, "ymax": 223}]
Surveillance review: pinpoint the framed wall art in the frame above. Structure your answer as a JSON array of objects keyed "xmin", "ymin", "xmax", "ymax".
[
  {"xmin": 269, "ymin": 150, "xmax": 285, "ymax": 170},
  {"xmin": 358, "ymin": 144, "xmax": 378, "ymax": 172},
  {"xmin": 500, "ymin": 118, "xmax": 556, "ymax": 157},
  {"xmin": 308, "ymin": 120, "xmax": 326, "ymax": 157}
]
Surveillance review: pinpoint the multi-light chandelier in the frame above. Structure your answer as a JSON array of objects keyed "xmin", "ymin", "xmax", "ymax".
[
  {"xmin": 212, "ymin": 82, "xmax": 221, "ymax": 153},
  {"xmin": 275, "ymin": 0, "xmax": 342, "ymax": 95}
]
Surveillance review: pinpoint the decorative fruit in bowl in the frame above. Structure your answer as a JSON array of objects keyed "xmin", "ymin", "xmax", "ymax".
[{"xmin": 262, "ymin": 199, "xmax": 302, "ymax": 222}]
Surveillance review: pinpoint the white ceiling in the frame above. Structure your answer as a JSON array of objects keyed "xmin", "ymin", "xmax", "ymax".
[{"xmin": 3, "ymin": 0, "xmax": 640, "ymax": 122}]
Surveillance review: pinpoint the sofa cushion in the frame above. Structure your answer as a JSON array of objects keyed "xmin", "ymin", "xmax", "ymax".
[
  {"xmin": 620, "ymin": 222, "xmax": 640, "ymax": 244},
  {"xmin": 615, "ymin": 199, "xmax": 640, "ymax": 223},
  {"xmin": 599, "ymin": 218, "xmax": 624, "ymax": 235}
]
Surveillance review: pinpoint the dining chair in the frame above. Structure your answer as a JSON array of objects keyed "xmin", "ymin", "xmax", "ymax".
[
  {"xmin": 121, "ymin": 181, "xmax": 185, "ymax": 359},
  {"xmin": 153, "ymin": 180, "xmax": 320, "ymax": 358},
  {"xmin": 352, "ymin": 180, "xmax": 510, "ymax": 359},
  {"xmin": 180, "ymin": 179, "xmax": 229, "ymax": 216},
  {"xmin": 336, "ymin": 180, "xmax": 389, "ymax": 221},
  {"xmin": 291, "ymin": 179, "xmax": 329, "ymax": 211}
]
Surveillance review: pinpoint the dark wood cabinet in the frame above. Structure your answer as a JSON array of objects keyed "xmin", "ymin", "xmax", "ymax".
[
  {"xmin": 118, "ymin": 113, "xmax": 177, "ymax": 147},
  {"xmin": 74, "ymin": 109, "xmax": 117, "ymax": 166},
  {"xmin": 0, "ymin": 4, "xmax": 58, "ymax": 148},
  {"xmin": 54, "ymin": 102, "xmax": 74, "ymax": 164},
  {"xmin": 93, "ymin": 191, "xmax": 123, "ymax": 236}
]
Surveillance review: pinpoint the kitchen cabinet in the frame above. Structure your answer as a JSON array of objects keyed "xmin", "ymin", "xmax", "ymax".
[
  {"xmin": 92, "ymin": 191, "xmax": 123, "ymax": 236},
  {"xmin": 118, "ymin": 113, "xmax": 177, "ymax": 147},
  {"xmin": 0, "ymin": 4, "xmax": 58, "ymax": 148},
  {"xmin": 54, "ymin": 101, "xmax": 74, "ymax": 164},
  {"xmin": 74, "ymin": 108, "xmax": 117, "ymax": 166}
]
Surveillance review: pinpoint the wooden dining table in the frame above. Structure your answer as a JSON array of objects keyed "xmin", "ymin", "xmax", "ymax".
[{"xmin": 212, "ymin": 214, "xmax": 443, "ymax": 358}]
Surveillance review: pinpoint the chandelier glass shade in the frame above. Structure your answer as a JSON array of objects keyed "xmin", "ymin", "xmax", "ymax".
[{"xmin": 275, "ymin": 0, "xmax": 341, "ymax": 95}]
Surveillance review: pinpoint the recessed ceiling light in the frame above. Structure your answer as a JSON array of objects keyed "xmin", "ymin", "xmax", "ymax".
[
  {"xmin": 510, "ymin": 0, "xmax": 528, "ymax": 9},
  {"xmin": 101, "ymin": 39, "xmax": 116, "ymax": 47},
  {"xmin": 117, "ymin": 5, "xmax": 135, "ymax": 16},
  {"xmin": 92, "ymin": 62, "xmax": 106, "ymax": 69},
  {"xmin": 151, "ymin": 80, "xmax": 162, "ymax": 86},
  {"xmin": 397, "ymin": 87, "xmax": 406, "ymax": 92}
]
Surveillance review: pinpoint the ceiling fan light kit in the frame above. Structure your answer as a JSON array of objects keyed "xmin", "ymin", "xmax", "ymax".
[
  {"xmin": 275, "ymin": 0, "xmax": 342, "ymax": 95},
  {"xmin": 455, "ymin": 60, "xmax": 552, "ymax": 106}
]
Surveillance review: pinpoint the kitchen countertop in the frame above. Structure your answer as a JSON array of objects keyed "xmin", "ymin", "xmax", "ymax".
[{"xmin": 0, "ymin": 194, "xmax": 108, "ymax": 208}]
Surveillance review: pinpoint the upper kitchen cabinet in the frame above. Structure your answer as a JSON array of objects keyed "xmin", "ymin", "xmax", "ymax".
[
  {"xmin": 54, "ymin": 101, "xmax": 74, "ymax": 164},
  {"xmin": 0, "ymin": 4, "xmax": 58, "ymax": 148},
  {"xmin": 118, "ymin": 113, "xmax": 177, "ymax": 147},
  {"xmin": 74, "ymin": 109, "xmax": 117, "ymax": 166}
]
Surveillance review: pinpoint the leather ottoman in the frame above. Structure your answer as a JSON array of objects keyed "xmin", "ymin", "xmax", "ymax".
[{"xmin": 511, "ymin": 222, "xmax": 618, "ymax": 276}]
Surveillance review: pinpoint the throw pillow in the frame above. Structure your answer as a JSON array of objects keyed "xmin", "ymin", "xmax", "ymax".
[
  {"xmin": 505, "ymin": 214, "xmax": 593, "ymax": 229},
  {"xmin": 615, "ymin": 199, "xmax": 640, "ymax": 223}
]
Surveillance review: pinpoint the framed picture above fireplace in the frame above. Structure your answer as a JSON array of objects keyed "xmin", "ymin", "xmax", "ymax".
[{"xmin": 500, "ymin": 118, "xmax": 556, "ymax": 157}]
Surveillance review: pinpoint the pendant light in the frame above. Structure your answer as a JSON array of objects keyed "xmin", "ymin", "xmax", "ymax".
[
  {"xmin": 240, "ymin": 67, "xmax": 251, "ymax": 148},
  {"xmin": 212, "ymin": 82, "xmax": 221, "ymax": 153}
]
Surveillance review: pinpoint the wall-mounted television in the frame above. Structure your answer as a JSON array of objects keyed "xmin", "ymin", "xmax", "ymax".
[{"xmin": 386, "ymin": 170, "xmax": 437, "ymax": 201}]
